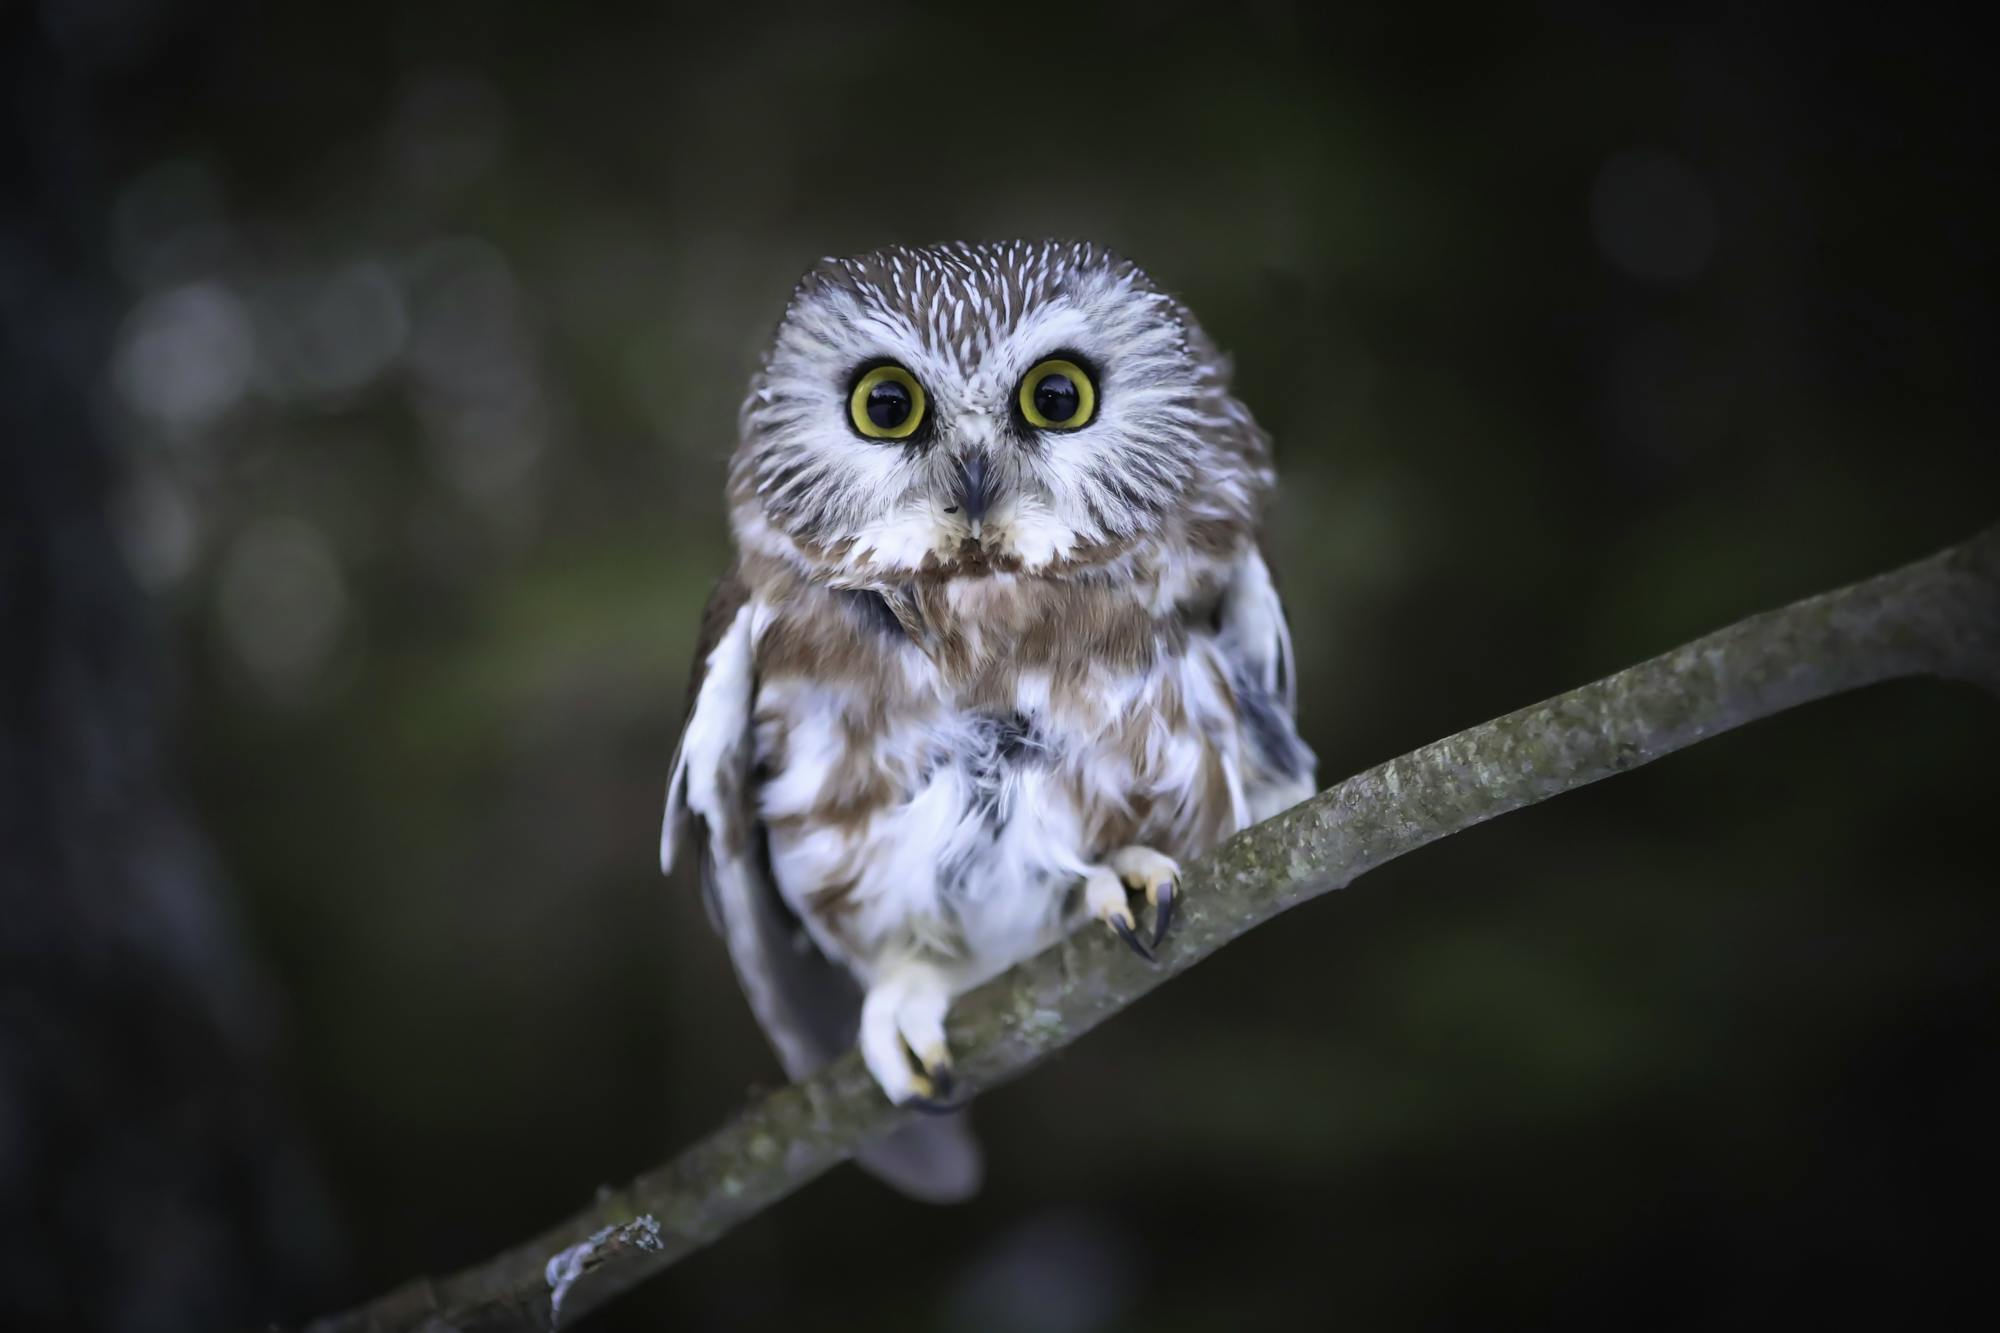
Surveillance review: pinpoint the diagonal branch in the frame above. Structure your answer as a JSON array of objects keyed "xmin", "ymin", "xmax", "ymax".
[{"xmin": 306, "ymin": 524, "xmax": 1999, "ymax": 1333}]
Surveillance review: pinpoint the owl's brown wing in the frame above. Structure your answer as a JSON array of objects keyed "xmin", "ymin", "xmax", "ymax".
[
  {"xmin": 1217, "ymin": 543, "xmax": 1318, "ymax": 822},
  {"xmin": 661, "ymin": 571, "xmax": 981, "ymax": 1202},
  {"xmin": 661, "ymin": 566, "xmax": 748, "ymax": 931},
  {"xmin": 662, "ymin": 568, "xmax": 858, "ymax": 1074}
]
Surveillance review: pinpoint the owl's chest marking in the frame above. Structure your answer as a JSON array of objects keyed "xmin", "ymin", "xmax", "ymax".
[
  {"xmin": 949, "ymin": 709, "xmax": 1038, "ymax": 845},
  {"xmin": 750, "ymin": 578, "xmax": 1246, "ymax": 985}
]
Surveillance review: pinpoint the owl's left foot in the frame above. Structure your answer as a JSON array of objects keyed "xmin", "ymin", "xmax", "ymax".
[
  {"xmin": 1086, "ymin": 846, "xmax": 1182, "ymax": 961},
  {"xmin": 860, "ymin": 962, "xmax": 963, "ymax": 1109}
]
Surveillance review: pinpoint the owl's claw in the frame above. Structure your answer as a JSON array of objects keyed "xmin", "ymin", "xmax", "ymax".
[
  {"xmin": 908, "ymin": 1037, "xmax": 962, "ymax": 1112},
  {"xmin": 897, "ymin": 1055, "xmax": 957, "ymax": 1106},
  {"xmin": 1108, "ymin": 911, "xmax": 1156, "ymax": 963},
  {"xmin": 1084, "ymin": 865, "xmax": 1158, "ymax": 964},
  {"xmin": 1150, "ymin": 879, "xmax": 1178, "ymax": 951},
  {"xmin": 903, "ymin": 1047, "xmax": 973, "ymax": 1114},
  {"xmin": 905, "ymin": 1082, "xmax": 966, "ymax": 1117},
  {"xmin": 1107, "ymin": 845, "xmax": 1182, "ymax": 953}
]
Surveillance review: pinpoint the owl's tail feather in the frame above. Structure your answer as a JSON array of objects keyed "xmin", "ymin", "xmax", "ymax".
[{"xmin": 857, "ymin": 1112, "xmax": 983, "ymax": 1204}]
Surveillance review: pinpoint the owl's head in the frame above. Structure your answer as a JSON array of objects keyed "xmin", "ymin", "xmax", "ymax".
[{"xmin": 729, "ymin": 240, "xmax": 1270, "ymax": 586}]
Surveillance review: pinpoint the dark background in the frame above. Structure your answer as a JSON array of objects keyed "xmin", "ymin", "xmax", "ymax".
[{"xmin": 4, "ymin": 3, "xmax": 1996, "ymax": 1330}]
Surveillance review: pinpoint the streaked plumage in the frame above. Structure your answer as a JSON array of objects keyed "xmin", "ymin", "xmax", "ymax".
[{"xmin": 662, "ymin": 240, "xmax": 1315, "ymax": 1201}]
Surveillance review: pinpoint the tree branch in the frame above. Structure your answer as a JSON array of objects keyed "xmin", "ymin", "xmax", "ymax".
[{"xmin": 305, "ymin": 524, "xmax": 1999, "ymax": 1333}]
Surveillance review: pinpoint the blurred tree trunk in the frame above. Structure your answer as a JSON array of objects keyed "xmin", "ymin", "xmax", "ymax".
[{"xmin": 0, "ymin": 8, "xmax": 334, "ymax": 1330}]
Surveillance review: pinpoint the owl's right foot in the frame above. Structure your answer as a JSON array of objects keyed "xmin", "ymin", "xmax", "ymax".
[
  {"xmin": 1085, "ymin": 846, "xmax": 1181, "ymax": 962},
  {"xmin": 860, "ymin": 962, "xmax": 961, "ymax": 1110}
]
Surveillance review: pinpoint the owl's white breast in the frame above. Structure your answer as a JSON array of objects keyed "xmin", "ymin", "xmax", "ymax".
[{"xmin": 752, "ymin": 620, "xmax": 1253, "ymax": 994}]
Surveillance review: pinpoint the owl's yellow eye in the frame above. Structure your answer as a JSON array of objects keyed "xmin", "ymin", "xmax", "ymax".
[
  {"xmin": 1017, "ymin": 358, "xmax": 1096, "ymax": 430},
  {"xmin": 849, "ymin": 364, "xmax": 927, "ymax": 440}
]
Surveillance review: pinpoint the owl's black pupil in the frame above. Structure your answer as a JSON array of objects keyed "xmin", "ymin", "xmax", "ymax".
[
  {"xmin": 865, "ymin": 380, "xmax": 912, "ymax": 430},
  {"xmin": 1033, "ymin": 373, "xmax": 1080, "ymax": 423}
]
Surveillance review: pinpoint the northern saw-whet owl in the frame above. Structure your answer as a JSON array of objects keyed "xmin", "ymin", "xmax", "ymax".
[{"xmin": 662, "ymin": 240, "xmax": 1315, "ymax": 1201}]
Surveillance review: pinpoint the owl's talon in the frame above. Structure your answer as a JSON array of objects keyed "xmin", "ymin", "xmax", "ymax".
[
  {"xmin": 1083, "ymin": 863, "xmax": 1158, "ymax": 963},
  {"xmin": 1105, "ymin": 846, "xmax": 1181, "ymax": 953},
  {"xmin": 881, "ymin": 1057, "xmax": 963, "ymax": 1111},
  {"xmin": 902, "ymin": 1055, "xmax": 966, "ymax": 1114},
  {"xmin": 1150, "ymin": 878, "xmax": 1178, "ymax": 950},
  {"xmin": 1107, "ymin": 911, "xmax": 1156, "ymax": 963},
  {"xmin": 905, "ymin": 1089, "xmax": 965, "ymax": 1117}
]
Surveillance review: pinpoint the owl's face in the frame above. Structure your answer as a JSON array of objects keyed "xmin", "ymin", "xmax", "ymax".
[{"xmin": 729, "ymin": 241, "xmax": 1264, "ymax": 585}]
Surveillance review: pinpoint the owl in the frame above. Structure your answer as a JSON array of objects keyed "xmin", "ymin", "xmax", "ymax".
[{"xmin": 661, "ymin": 240, "xmax": 1315, "ymax": 1201}]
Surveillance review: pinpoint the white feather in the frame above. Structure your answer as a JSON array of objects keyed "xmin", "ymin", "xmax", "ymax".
[{"xmin": 659, "ymin": 601, "xmax": 754, "ymax": 874}]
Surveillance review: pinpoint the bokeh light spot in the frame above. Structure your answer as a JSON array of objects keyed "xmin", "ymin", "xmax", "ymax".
[
  {"xmin": 217, "ymin": 516, "xmax": 351, "ymax": 703},
  {"xmin": 113, "ymin": 281, "xmax": 256, "ymax": 432}
]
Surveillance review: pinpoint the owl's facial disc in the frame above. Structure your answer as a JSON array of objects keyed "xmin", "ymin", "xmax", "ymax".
[{"xmin": 734, "ymin": 241, "xmax": 1261, "ymax": 585}]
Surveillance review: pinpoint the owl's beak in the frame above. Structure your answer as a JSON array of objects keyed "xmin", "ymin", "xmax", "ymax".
[{"xmin": 953, "ymin": 453, "xmax": 992, "ymax": 529}]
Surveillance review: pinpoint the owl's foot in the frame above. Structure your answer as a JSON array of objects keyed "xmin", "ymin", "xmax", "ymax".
[
  {"xmin": 1085, "ymin": 846, "xmax": 1181, "ymax": 962},
  {"xmin": 1110, "ymin": 845, "xmax": 1181, "ymax": 951},
  {"xmin": 860, "ymin": 962, "xmax": 962, "ymax": 1109},
  {"xmin": 1083, "ymin": 867, "xmax": 1150, "ymax": 961}
]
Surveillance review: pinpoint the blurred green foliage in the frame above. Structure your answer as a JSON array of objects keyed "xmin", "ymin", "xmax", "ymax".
[{"xmin": 77, "ymin": 1, "xmax": 2000, "ymax": 1327}]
